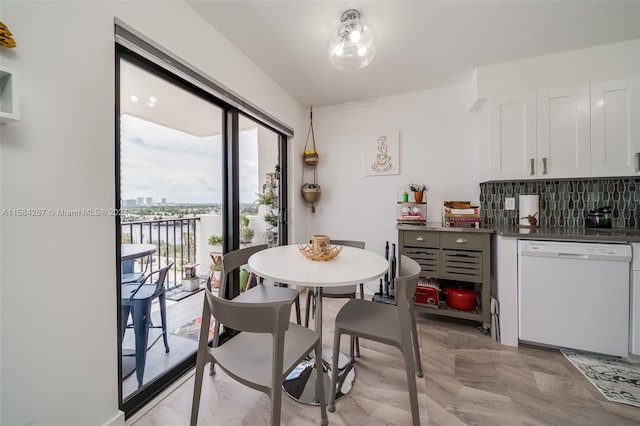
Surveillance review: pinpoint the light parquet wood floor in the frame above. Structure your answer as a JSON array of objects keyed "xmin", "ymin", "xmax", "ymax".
[{"xmin": 132, "ymin": 295, "xmax": 640, "ymax": 425}]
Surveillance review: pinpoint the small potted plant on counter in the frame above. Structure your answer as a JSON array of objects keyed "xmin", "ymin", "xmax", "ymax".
[{"xmin": 409, "ymin": 183, "xmax": 427, "ymax": 203}]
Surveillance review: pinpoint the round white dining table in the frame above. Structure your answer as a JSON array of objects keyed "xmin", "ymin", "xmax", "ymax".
[
  {"xmin": 121, "ymin": 243, "xmax": 157, "ymax": 262},
  {"xmin": 248, "ymin": 244, "xmax": 389, "ymax": 405}
]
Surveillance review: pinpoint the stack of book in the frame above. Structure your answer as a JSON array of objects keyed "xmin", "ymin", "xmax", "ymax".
[
  {"xmin": 442, "ymin": 201, "xmax": 482, "ymax": 229},
  {"xmin": 399, "ymin": 210, "xmax": 425, "ymax": 223}
]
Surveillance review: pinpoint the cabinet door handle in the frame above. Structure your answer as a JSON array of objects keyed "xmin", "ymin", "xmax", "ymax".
[
  {"xmin": 529, "ymin": 158, "xmax": 535, "ymax": 176},
  {"xmin": 635, "ymin": 153, "xmax": 640, "ymax": 172},
  {"xmin": 542, "ymin": 157, "xmax": 548, "ymax": 175},
  {"xmin": 456, "ymin": 238, "xmax": 468, "ymax": 244},
  {"xmin": 416, "ymin": 236, "xmax": 424, "ymax": 241}
]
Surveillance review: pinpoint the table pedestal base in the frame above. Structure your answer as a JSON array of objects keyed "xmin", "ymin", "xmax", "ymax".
[{"xmin": 283, "ymin": 347, "xmax": 355, "ymax": 406}]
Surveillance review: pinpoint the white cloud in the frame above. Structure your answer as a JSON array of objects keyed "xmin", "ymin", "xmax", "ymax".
[{"xmin": 121, "ymin": 115, "xmax": 262, "ymax": 204}]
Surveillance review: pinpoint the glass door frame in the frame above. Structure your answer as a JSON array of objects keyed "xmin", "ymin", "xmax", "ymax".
[{"xmin": 115, "ymin": 45, "xmax": 289, "ymax": 418}]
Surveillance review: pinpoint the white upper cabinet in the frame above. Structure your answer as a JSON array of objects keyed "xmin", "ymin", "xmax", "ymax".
[
  {"xmin": 536, "ymin": 85, "xmax": 591, "ymax": 178},
  {"xmin": 490, "ymin": 86, "xmax": 590, "ymax": 180},
  {"xmin": 590, "ymin": 78, "xmax": 640, "ymax": 177},
  {"xmin": 490, "ymin": 94, "xmax": 537, "ymax": 179},
  {"xmin": 489, "ymin": 79, "xmax": 639, "ymax": 181}
]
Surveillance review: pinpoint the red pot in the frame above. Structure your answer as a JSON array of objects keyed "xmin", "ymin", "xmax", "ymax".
[{"xmin": 442, "ymin": 287, "xmax": 479, "ymax": 311}]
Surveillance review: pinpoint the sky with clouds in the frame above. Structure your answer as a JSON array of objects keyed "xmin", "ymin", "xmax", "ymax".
[{"xmin": 120, "ymin": 114, "xmax": 260, "ymax": 204}]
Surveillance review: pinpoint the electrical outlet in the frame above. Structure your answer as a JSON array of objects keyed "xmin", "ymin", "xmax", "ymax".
[{"xmin": 505, "ymin": 197, "xmax": 515, "ymax": 210}]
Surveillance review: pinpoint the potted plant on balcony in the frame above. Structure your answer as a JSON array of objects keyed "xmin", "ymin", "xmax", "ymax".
[
  {"xmin": 256, "ymin": 191, "xmax": 277, "ymax": 209},
  {"xmin": 210, "ymin": 255, "xmax": 223, "ymax": 288},
  {"xmin": 208, "ymin": 234, "xmax": 223, "ymax": 249},
  {"xmin": 263, "ymin": 212, "xmax": 279, "ymax": 227},
  {"xmin": 240, "ymin": 213, "xmax": 255, "ymax": 244},
  {"xmin": 409, "ymin": 183, "xmax": 427, "ymax": 203}
]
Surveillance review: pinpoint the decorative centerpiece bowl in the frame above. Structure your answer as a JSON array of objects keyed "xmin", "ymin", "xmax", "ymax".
[{"xmin": 298, "ymin": 244, "xmax": 342, "ymax": 261}]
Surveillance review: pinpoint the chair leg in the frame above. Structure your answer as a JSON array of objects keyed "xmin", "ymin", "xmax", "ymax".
[
  {"xmin": 314, "ymin": 339, "xmax": 328, "ymax": 425},
  {"xmin": 328, "ymin": 327, "xmax": 342, "ymax": 413},
  {"xmin": 409, "ymin": 308, "xmax": 423, "ymax": 378},
  {"xmin": 159, "ymin": 293, "xmax": 170, "ymax": 353},
  {"xmin": 294, "ymin": 294, "xmax": 301, "ymax": 325},
  {"xmin": 403, "ymin": 350, "xmax": 421, "ymax": 426},
  {"xmin": 304, "ymin": 290, "xmax": 312, "ymax": 328},
  {"xmin": 356, "ymin": 284, "xmax": 364, "ymax": 358},
  {"xmin": 349, "ymin": 297, "xmax": 355, "ymax": 363},
  {"xmin": 190, "ymin": 347, "xmax": 208, "ymax": 426},
  {"xmin": 270, "ymin": 333, "xmax": 286, "ymax": 426},
  {"xmin": 209, "ymin": 320, "xmax": 221, "ymax": 376},
  {"xmin": 121, "ymin": 305, "xmax": 131, "ymax": 339},
  {"xmin": 132, "ymin": 301, "xmax": 150, "ymax": 388}
]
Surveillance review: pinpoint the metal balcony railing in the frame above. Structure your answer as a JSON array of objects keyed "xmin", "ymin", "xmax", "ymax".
[{"xmin": 121, "ymin": 217, "xmax": 199, "ymax": 290}]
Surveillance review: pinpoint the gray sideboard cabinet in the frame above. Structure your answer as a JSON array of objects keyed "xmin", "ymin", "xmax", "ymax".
[{"xmin": 398, "ymin": 225, "xmax": 492, "ymax": 331}]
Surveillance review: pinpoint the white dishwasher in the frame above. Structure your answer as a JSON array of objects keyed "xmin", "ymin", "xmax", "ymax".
[{"xmin": 518, "ymin": 240, "xmax": 631, "ymax": 357}]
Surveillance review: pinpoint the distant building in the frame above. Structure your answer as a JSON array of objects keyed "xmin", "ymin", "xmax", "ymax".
[
  {"xmin": 137, "ymin": 197, "xmax": 144, "ymax": 206},
  {"xmin": 146, "ymin": 197, "xmax": 153, "ymax": 206},
  {"xmin": 161, "ymin": 198, "xmax": 166, "ymax": 205},
  {"xmin": 122, "ymin": 199, "xmax": 137, "ymax": 208}
]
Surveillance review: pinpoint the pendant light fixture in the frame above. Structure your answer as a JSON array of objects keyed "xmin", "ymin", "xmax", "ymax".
[{"xmin": 328, "ymin": 9, "xmax": 376, "ymax": 72}]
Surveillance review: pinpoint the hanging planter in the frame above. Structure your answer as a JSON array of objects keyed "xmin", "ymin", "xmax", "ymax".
[
  {"xmin": 302, "ymin": 107, "xmax": 321, "ymax": 213},
  {"xmin": 302, "ymin": 183, "xmax": 321, "ymax": 212},
  {"xmin": 302, "ymin": 183, "xmax": 321, "ymax": 202},
  {"xmin": 303, "ymin": 107, "xmax": 319, "ymax": 165},
  {"xmin": 303, "ymin": 149, "xmax": 319, "ymax": 166}
]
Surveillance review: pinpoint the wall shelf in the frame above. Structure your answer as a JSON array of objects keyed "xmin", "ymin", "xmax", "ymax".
[{"xmin": 0, "ymin": 65, "xmax": 20, "ymax": 124}]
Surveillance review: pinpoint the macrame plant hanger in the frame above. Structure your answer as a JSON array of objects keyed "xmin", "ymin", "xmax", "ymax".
[{"xmin": 301, "ymin": 107, "xmax": 320, "ymax": 212}]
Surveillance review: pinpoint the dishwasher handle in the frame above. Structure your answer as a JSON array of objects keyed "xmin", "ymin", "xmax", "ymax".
[
  {"xmin": 557, "ymin": 252, "xmax": 589, "ymax": 260},
  {"xmin": 520, "ymin": 249, "xmax": 631, "ymax": 262}
]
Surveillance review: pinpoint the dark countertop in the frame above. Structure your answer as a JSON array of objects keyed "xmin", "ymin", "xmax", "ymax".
[
  {"xmin": 397, "ymin": 222, "xmax": 640, "ymax": 242},
  {"xmin": 397, "ymin": 223, "xmax": 495, "ymax": 234},
  {"xmin": 494, "ymin": 224, "xmax": 640, "ymax": 243}
]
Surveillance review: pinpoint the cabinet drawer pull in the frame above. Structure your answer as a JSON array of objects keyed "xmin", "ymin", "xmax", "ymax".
[
  {"xmin": 530, "ymin": 158, "xmax": 535, "ymax": 176},
  {"xmin": 456, "ymin": 238, "xmax": 468, "ymax": 244},
  {"xmin": 635, "ymin": 152, "xmax": 640, "ymax": 172},
  {"xmin": 542, "ymin": 157, "xmax": 548, "ymax": 175},
  {"xmin": 416, "ymin": 236, "xmax": 424, "ymax": 241}
]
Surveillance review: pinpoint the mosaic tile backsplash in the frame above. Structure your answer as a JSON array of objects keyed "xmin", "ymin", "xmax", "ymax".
[{"xmin": 479, "ymin": 177, "xmax": 640, "ymax": 228}]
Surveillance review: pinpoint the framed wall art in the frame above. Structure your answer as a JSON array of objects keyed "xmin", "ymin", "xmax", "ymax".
[{"xmin": 365, "ymin": 130, "xmax": 399, "ymax": 176}]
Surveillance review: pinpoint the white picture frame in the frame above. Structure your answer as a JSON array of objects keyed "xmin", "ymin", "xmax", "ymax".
[{"xmin": 365, "ymin": 130, "xmax": 399, "ymax": 176}]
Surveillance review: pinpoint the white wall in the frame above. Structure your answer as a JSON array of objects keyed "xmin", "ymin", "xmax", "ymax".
[
  {"xmin": 306, "ymin": 84, "xmax": 479, "ymax": 290},
  {"xmin": 0, "ymin": 2, "xmax": 304, "ymax": 425},
  {"xmin": 477, "ymin": 38, "xmax": 640, "ymax": 98}
]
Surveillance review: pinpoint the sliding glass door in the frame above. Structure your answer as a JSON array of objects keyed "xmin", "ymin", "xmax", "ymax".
[
  {"xmin": 238, "ymin": 114, "xmax": 284, "ymax": 250},
  {"xmin": 116, "ymin": 47, "xmax": 288, "ymax": 417}
]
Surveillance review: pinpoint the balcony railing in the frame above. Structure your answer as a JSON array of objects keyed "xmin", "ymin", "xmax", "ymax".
[{"xmin": 122, "ymin": 217, "xmax": 199, "ymax": 290}]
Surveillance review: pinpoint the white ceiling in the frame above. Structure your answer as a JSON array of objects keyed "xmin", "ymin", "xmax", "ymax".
[{"xmin": 188, "ymin": 0, "xmax": 640, "ymax": 107}]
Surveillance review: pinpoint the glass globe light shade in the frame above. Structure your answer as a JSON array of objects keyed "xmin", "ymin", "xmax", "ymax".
[{"xmin": 328, "ymin": 9, "xmax": 376, "ymax": 72}]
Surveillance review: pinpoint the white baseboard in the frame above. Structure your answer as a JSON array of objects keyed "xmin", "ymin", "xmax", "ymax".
[{"xmin": 104, "ymin": 411, "xmax": 125, "ymax": 426}]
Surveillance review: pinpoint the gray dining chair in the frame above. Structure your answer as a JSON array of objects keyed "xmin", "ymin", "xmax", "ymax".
[
  {"xmin": 121, "ymin": 262, "xmax": 174, "ymax": 388},
  {"xmin": 304, "ymin": 239, "xmax": 365, "ymax": 361},
  {"xmin": 328, "ymin": 255, "xmax": 423, "ymax": 426},
  {"xmin": 190, "ymin": 278, "xmax": 328, "ymax": 426},
  {"xmin": 209, "ymin": 244, "xmax": 301, "ymax": 375}
]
